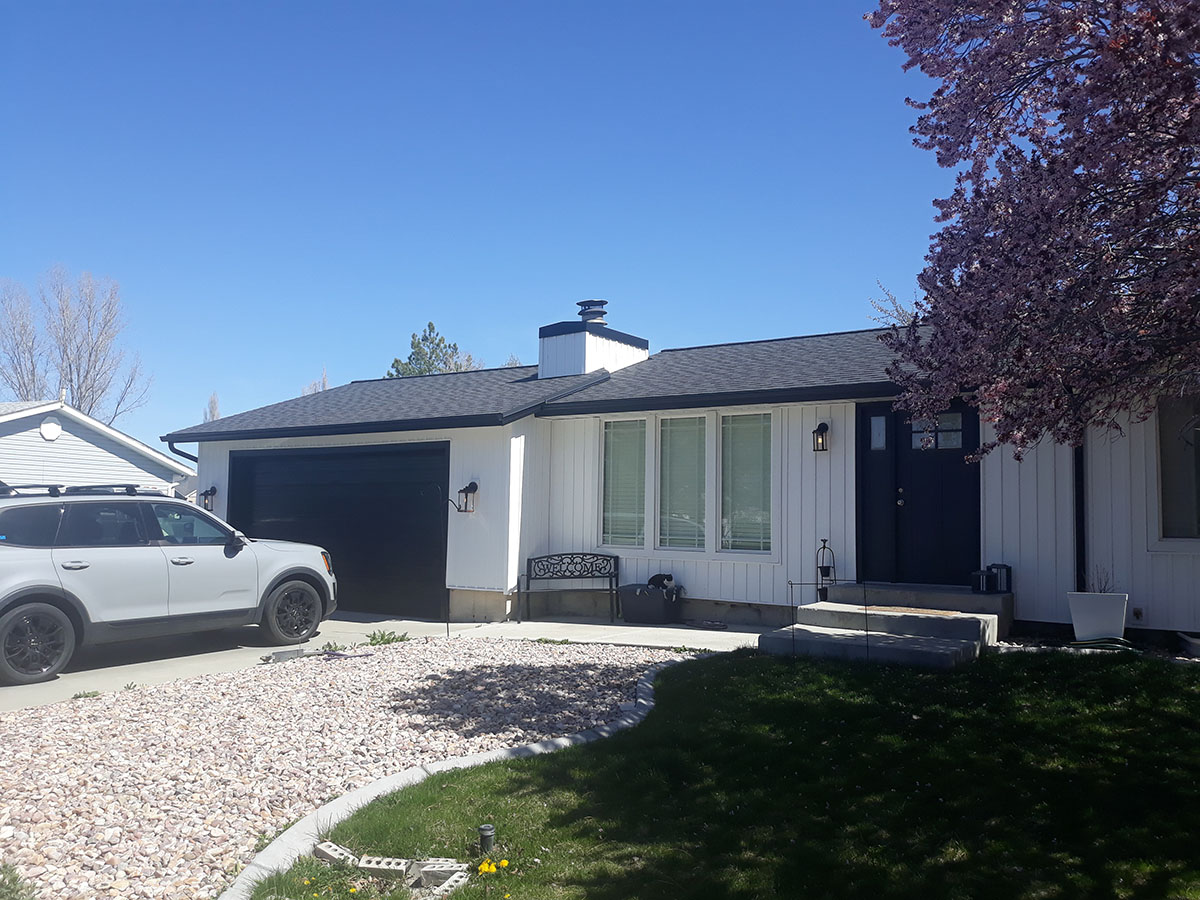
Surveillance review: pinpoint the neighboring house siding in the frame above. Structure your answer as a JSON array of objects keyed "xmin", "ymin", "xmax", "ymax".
[
  {"xmin": 980, "ymin": 430, "xmax": 1077, "ymax": 625},
  {"xmin": 539, "ymin": 402, "xmax": 858, "ymax": 606},
  {"xmin": 196, "ymin": 426, "xmax": 513, "ymax": 593},
  {"xmin": 1085, "ymin": 412, "xmax": 1200, "ymax": 633},
  {"xmin": 0, "ymin": 415, "xmax": 182, "ymax": 492}
]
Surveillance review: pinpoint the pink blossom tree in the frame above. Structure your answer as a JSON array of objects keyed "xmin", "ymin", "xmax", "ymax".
[{"xmin": 868, "ymin": 1, "xmax": 1200, "ymax": 456}]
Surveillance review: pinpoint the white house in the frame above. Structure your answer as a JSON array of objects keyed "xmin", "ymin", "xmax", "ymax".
[
  {"xmin": 1, "ymin": 400, "xmax": 196, "ymax": 497},
  {"xmin": 161, "ymin": 301, "xmax": 1200, "ymax": 635}
]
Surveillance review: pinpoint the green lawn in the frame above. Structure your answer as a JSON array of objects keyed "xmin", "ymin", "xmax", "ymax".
[{"xmin": 252, "ymin": 649, "xmax": 1200, "ymax": 900}]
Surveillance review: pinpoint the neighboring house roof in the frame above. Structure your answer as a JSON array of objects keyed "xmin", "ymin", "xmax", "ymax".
[
  {"xmin": 160, "ymin": 366, "xmax": 610, "ymax": 443},
  {"xmin": 0, "ymin": 400, "xmax": 195, "ymax": 479},
  {"xmin": 161, "ymin": 327, "xmax": 906, "ymax": 444},
  {"xmin": 541, "ymin": 328, "xmax": 900, "ymax": 415},
  {"xmin": 0, "ymin": 400, "xmax": 52, "ymax": 417}
]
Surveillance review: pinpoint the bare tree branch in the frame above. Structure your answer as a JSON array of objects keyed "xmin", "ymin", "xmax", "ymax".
[
  {"xmin": 302, "ymin": 367, "xmax": 329, "ymax": 395},
  {"xmin": 23, "ymin": 266, "xmax": 150, "ymax": 424},
  {"xmin": 0, "ymin": 281, "xmax": 48, "ymax": 401}
]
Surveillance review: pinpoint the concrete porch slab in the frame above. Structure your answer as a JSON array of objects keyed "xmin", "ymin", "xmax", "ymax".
[
  {"xmin": 826, "ymin": 583, "xmax": 1013, "ymax": 637},
  {"xmin": 794, "ymin": 601, "xmax": 999, "ymax": 645},
  {"xmin": 758, "ymin": 624, "xmax": 980, "ymax": 669}
]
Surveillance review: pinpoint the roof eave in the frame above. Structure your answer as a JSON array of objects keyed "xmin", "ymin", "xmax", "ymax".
[
  {"xmin": 160, "ymin": 413, "xmax": 508, "ymax": 444},
  {"xmin": 538, "ymin": 381, "xmax": 901, "ymax": 416}
]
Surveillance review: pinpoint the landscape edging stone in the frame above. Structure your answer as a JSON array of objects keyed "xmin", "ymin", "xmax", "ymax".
[{"xmin": 216, "ymin": 660, "xmax": 674, "ymax": 900}]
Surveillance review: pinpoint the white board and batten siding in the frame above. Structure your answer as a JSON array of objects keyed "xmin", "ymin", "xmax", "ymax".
[
  {"xmin": 981, "ymin": 411, "xmax": 1200, "ymax": 632},
  {"xmin": 534, "ymin": 403, "xmax": 857, "ymax": 607},
  {"xmin": 980, "ymin": 430, "xmax": 1077, "ymax": 625},
  {"xmin": 1084, "ymin": 414, "xmax": 1200, "ymax": 633},
  {"xmin": 196, "ymin": 426, "xmax": 519, "ymax": 595},
  {"xmin": 0, "ymin": 414, "xmax": 185, "ymax": 494}
]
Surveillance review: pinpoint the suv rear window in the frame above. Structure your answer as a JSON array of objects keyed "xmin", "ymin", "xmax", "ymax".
[{"xmin": 0, "ymin": 505, "xmax": 63, "ymax": 547}]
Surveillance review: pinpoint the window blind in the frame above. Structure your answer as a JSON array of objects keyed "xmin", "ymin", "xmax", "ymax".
[
  {"xmin": 659, "ymin": 416, "xmax": 706, "ymax": 549},
  {"xmin": 721, "ymin": 413, "xmax": 771, "ymax": 551},
  {"xmin": 602, "ymin": 419, "xmax": 646, "ymax": 546}
]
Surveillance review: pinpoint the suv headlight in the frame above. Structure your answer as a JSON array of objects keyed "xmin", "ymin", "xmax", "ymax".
[{"xmin": 321, "ymin": 551, "xmax": 333, "ymax": 575}]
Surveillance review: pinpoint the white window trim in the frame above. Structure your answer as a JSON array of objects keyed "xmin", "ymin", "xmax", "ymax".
[
  {"xmin": 596, "ymin": 407, "xmax": 782, "ymax": 564},
  {"xmin": 598, "ymin": 417, "xmax": 648, "ymax": 550},
  {"xmin": 1146, "ymin": 406, "xmax": 1200, "ymax": 553},
  {"xmin": 717, "ymin": 411, "xmax": 778, "ymax": 555}
]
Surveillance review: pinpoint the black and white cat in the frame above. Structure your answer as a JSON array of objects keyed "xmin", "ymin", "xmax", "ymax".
[{"xmin": 648, "ymin": 573, "xmax": 681, "ymax": 601}]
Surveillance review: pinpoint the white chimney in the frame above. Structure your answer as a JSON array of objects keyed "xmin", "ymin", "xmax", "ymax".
[{"xmin": 537, "ymin": 300, "xmax": 649, "ymax": 379}]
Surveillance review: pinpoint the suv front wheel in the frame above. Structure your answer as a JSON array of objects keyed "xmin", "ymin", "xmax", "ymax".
[
  {"xmin": 0, "ymin": 602, "xmax": 77, "ymax": 686},
  {"xmin": 261, "ymin": 581, "xmax": 322, "ymax": 644}
]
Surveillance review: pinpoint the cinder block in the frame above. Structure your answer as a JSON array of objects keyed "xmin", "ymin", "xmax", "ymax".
[
  {"xmin": 313, "ymin": 841, "xmax": 359, "ymax": 866},
  {"xmin": 418, "ymin": 862, "xmax": 470, "ymax": 886},
  {"xmin": 357, "ymin": 856, "xmax": 410, "ymax": 877},
  {"xmin": 429, "ymin": 871, "xmax": 470, "ymax": 896}
]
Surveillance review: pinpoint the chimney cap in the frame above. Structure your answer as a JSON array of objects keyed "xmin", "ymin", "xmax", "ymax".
[{"xmin": 577, "ymin": 299, "xmax": 608, "ymax": 324}]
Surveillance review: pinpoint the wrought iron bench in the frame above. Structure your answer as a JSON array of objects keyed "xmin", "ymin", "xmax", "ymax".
[{"xmin": 518, "ymin": 553, "xmax": 620, "ymax": 622}]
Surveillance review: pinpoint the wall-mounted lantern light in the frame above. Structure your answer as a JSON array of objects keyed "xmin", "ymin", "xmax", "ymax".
[
  {"xmin": 812, "ymin": 422, "xmax": 829, "ymax": 452},
  {"xmin": 200, "ymin": 486, "xmax": 217, "ymax": 511},
  {"xmin": 450, "ymin": 481, "xmax": 479, "ymax": 513}
]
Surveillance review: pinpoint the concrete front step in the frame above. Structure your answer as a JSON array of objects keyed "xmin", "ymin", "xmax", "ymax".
[
  {"xmin": 826, "ymin": 583, "xmax": 1013, "ymax": 638},
  {"xmin": 794, "ymin": 601, "xmax": 998, "ymax": 646},
  {"xmin": 758, "ymin": 624, "xmax": 980, "ymax": 669}
]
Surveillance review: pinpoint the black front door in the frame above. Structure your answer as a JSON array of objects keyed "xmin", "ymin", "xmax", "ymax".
[
  {"xmin": 227, "ymin": 443, "xmax": 450, "ymax": 618},
  {"xmin": 857, "ymin": 402, "xmax": 981, "ymax": 586}
]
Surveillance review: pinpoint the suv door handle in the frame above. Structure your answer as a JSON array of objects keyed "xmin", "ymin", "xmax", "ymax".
[
  {"xmin": 169, "ymin": 557, "xmax": 195, "ymax": 566},
  {"xmin": 60, "ymin": 561, "xmax": 90, "ymax": 570}
]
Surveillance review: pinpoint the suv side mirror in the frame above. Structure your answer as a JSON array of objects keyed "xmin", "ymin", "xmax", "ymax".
[{"xmin": 228, "ymin": 530, "xmax": 248, "ymax": 548}]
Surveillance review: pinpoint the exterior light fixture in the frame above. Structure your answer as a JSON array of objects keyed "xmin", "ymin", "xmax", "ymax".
[
  {"xmin": 812, "ymin": 422, "xmax": 829, "ymax": 452},
  {"xmin": 451, "ymin": 481, "xmax": 479, "ymax": 513},
  {"xmin": 200, "ymin": 486, "xmax": 217, "ymax": 511}
]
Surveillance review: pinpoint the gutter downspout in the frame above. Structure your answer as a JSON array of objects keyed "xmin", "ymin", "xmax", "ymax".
[
  {"xmin": 1074, "ymin": 445, "xmax": 1086, "ymax": 591},
  {"xmin": 167, "ymin": 442, "xmax": 199, "ymax": 464}
]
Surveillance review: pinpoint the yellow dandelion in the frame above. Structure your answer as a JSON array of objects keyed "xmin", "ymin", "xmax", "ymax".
[{"xmin": 499, "ymin": 859, "xmax": 509, "ymax": 867}]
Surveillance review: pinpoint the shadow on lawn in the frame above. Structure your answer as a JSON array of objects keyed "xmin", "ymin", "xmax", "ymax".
[
  {"xmin": 493, "ymin": 652, "xmax": 1200, "ymax": 900},
  {"xmin": 386, "ymin": 659, "xmax": 659, "ymax": 738}
]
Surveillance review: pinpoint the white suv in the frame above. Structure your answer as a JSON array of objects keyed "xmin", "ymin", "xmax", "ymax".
[{"xmin": 0, "ymin": 484, "xmax": 338, "ymax": 685}]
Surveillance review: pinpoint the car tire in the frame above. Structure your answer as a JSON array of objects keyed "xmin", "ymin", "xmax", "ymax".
[
  {"xmin": 260, "ymin": 580, "xmax": 323, "ymax": 645},
  {"xmin": 0, "ymin": 602, "xmax": 77, "ymax": 686}
]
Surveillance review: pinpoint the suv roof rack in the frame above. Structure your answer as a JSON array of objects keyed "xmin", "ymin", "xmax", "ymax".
[
  {"xmin": 0, "ymin": 483, "xmax": 170, "ymax": 498},
  {"xmin": 61, "ymin": 484, "xmax": 169, "ymax": 496},
  {"xmin": 0, "ymin": 483, "xmax": 67, "ymax": 497}
]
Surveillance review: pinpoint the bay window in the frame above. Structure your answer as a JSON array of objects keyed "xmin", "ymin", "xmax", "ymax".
[
  {"xmin": 602, "ymin": 419, "xmax": 646, "ymax": 546},
  {"xmin": 721, "ymin": 413, "xmax": 772, "ymax": 551},
  {"xmin": 1159, "ymin": 395, "xmax": 1200, "ymax": 539},
  {"xmin": 659, "ymin": 416, "xmax": 706, "ymax": 549}
]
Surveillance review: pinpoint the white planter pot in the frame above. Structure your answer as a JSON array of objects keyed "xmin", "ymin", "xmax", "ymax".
[{"xmin": 1067, "ymin": 592, "xmax": 1129, "ymax": 641}]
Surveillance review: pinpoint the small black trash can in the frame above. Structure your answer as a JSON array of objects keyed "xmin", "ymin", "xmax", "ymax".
[{"xmin": 619, "ymin": 584, "xmax": 682, "ymax": 625}]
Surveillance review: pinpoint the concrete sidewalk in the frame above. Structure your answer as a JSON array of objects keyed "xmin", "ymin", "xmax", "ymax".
[{"xmin": 0, "ymin": 614, "xmax": 764, "ymax": 712}]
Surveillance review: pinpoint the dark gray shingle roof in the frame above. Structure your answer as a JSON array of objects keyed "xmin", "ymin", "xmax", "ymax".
[
  {"xmin": 540, "ymin": 328, "xmax": 899, "ymax": 414},
  {"xmin": 162, "ymin": 328, "xmax": 904, "ymax": 443},
  {"xmin": 161, "ymin": 366, "xmax": 607, "ymax": 442}
]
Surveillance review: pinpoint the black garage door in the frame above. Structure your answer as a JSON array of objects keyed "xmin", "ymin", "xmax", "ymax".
[{"xmin": 226, "ymin": 443, "xmax": 449, "ymax": 618}]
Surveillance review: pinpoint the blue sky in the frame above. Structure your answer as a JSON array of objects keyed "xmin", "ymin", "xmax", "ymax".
[{"xmin": 0, "ymin": 1, "xmax": 949, "ymax": 452}]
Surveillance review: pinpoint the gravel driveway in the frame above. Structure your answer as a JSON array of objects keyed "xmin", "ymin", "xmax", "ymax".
[{"xmin": 0, "ymin": 637, "xmax": 682, "ymax": 900}]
